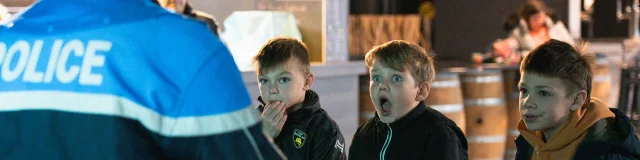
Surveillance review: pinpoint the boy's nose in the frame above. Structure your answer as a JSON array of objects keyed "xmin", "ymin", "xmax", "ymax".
[
  {"xmin": 379, "ymin": 83, "xmax": 389, "ymax": 91},
  {"xmin": 269, "ymin": 86, "xmax": 279, "ymax": 94},
  {"xmin": 522, "ymin": 97, "xmax": 536, "ymax": 109}
]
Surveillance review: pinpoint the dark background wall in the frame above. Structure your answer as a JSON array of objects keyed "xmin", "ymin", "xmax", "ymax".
[{"xmin": 1, "ymin": 0, "xmax": 578, "ymax": 61}]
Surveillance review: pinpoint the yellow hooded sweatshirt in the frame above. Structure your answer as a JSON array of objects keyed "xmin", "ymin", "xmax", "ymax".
[{"xmin": 517, "ymin": 97, "xmax": 615, "ymax": 160}]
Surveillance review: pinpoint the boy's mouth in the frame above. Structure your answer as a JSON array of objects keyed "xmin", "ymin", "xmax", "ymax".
[
  {"xmin": 378, "ymin": 95, "xmax": 391, "ymax": 116},
  {"xmin": 267, "ymin": 100, "xmax": 282, "ymax": 105},
  {"xmin": 523, "ymin": 114, "xmax": 541, "ymax": 122}
]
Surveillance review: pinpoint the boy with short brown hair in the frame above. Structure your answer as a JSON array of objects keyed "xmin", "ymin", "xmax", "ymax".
[
  {"xmin": 253, "ymin": 37, "xmax": 346, "ymax": 159},
  {"xmin": 515, "ymin": 39, "xmax": 640, "ymax": 159},
  {"xmin": 349, "ymin": 40, "xmax": 468, "ymax": 159}
]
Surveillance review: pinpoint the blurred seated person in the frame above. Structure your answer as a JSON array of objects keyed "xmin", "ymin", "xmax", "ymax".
[
  {"xmin": 154, "ymin": 0, "xmax": 223, "ymax": 38},
  {"xmin": 489, "ymin": 0, "xmax": 575, "ymax": 65},
  {"xmin": 0, "ymin": 3, "xmax": 10, "ymax": 23}
]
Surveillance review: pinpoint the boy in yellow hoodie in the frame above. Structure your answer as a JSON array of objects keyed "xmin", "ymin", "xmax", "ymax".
[{"xmin": 515, "ymin": 39, "xmax": 640, "ymax": 160}]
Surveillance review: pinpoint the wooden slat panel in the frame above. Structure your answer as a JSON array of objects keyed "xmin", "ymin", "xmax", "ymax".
[{"xmin": 0, "ymin": 0, "xmax": 35, "ymax": 7}]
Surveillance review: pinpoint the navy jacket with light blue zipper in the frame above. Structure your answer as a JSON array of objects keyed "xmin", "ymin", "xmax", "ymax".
[{"xmin": 349, "ymin": 102, "xmax": 468, "ymax": 160}]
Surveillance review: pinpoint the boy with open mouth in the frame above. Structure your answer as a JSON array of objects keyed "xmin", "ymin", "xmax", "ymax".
[{"xmin": 349, "ymin": 40, "xmax": 468, "ymax": 159}]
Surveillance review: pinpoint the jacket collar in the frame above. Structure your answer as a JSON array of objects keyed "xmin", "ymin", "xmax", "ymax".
[{"xmin": 375, "ymin": 101, "xmax": 427, "ymax": 130}]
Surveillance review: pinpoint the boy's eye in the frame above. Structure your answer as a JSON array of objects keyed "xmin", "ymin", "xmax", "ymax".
[
  {"xmin": 279, "ymin": 77, "xmax": 290, "ymax": 83},
  {"xmin": 372, "ymin": 76, "xmax": 381, "ymax": 82},
  {"xmin": 259, "ymin": 79, "xmax": 268, "ymax": 84},
  {"xmin": 519, "ymin": 88, "xmax": 528, "ymax": 94},
  {"xmin": 539, "ymin": 91, "xmax": 551, "ymax": 96},
  {"xmin": 392, "ymin": 75, "xmax": 402, "ymax": 82}
]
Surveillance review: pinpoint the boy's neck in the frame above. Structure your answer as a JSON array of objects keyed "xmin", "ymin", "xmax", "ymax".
[{"xmin": 542, "ymin": 115, "xmax": 571, "ymax": 142}]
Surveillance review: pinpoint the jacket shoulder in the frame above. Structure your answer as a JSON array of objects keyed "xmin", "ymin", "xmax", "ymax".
[
  {"xmin": 574, "ymin": 109, "xmax": 640, "ymax": 160},
  {"xmin": 307, "ymin": 109, "xmax": 342, "ymax": 134},
  {"xmin": 420, "ymin": 107, "xmax": 460, "ymax": 130}
]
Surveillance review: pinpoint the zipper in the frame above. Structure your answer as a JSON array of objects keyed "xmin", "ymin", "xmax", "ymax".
[{"xmin": 379, "ymin": 124, "xmax": 393, "ymax": 160}]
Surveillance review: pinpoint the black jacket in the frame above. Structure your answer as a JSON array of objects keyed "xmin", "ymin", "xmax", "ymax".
[
  {"xmin": 258, "ymin": 90, "xmax": 346, "ymax": 160},
  {"xmin": 515, "ymin": 108, "xmax": 640, "ymax": 160},
  {"xmin": 349, "ymin": 102, "xmax": 468, "ymax": 160}
]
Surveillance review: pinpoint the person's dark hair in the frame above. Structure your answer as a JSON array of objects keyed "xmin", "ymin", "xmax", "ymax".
[
  {"xmin": 520, "ymin": 39, "xmax": 595, "ymax": 102},
  {"xmin": 503, "ymin": 12, "xmax": 521, "ymax": 32},
  {"xmin": 519, "ymin": 0, "xmax": 552, "ymax": 20},
  {"xmin": 253, "ymin": 37, "xmax": 311, "ymax": 75}
]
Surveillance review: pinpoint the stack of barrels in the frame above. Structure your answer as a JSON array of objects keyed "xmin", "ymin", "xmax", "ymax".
[
  {"xmin": 456, "ymin": 68, "xmax": 508, "ymax": 160},
  {"xmin": 423, "ymin": 72, "xmax": 467, "ymax": 134}
]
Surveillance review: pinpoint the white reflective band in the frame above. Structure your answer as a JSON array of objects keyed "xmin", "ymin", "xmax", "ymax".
[
  {"xmin": 593, "ymin": 75, "xmax": 611, "ymax": 82},
  {"xmin": 0, "ymin": 90, "xmax": 260, "ymax": 137},
  {"xmin": 431, "ymin": 80, "xmax": 460, "ymax": 88},
  {"xmin": 464, "ymin": 98, "xmax": 505, "ymax": 106},
  {"xmin": 360, "ymin": 112, "xmax": 376, "ymax": 119},
  {"xmin": 430, "ymin": 104, "xmax": 464, "ymax": 113},
  {"xmin": 508, "ymin": 129, "xmax": 520, "ymax": 136},
  {"xmin": 462, "ymin": 75, "xmax": 502, "ymax": 83},
  {"xmin": 467, "ymin": 135, "xmax": 507, "ymax": 143}
]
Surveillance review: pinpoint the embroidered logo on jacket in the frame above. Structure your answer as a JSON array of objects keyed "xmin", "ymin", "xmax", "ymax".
[
  {"xmin": 335, "ymin": 140, "xmax": 344, "ymax": 153},
  {"xmin": 293, "ymin": 129, "xmax": 307, "ymax": 148}
]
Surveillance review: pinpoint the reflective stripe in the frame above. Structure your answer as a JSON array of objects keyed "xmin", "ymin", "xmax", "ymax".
[
  {"xmin": 462, "ymin": 75, "xmax": 502, "ymax": 83},
  {"xmin": 0, "ymin": 90, "xmax": 260, "ymax": 137},
  {"xmin": 464, "ymin": 98, "xmax": 506, "ymax": 106},
  {"xmin": 430, "ymin": 104, "xmax": 464, "ymax": 113},
  {"xmin": 467, "ymin": 135, "xmax": 507, "ymax": 143}
]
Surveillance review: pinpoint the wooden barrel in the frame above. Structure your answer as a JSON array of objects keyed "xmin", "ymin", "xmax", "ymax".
[
  {"xmin": 502, "ymin": 67, "xmax": 521, "ymax": 160},
  {"xmin": 423, "ymin": 72, "xmax": 466, "ymax": 134},
  {"xmin": 359, "ymin": 75, "xmax": 376, "ymax": 125},
  {"xmin": 592, "ymin": 58, "xmax": 612, "ymax": 107},
  {"xmin": 456, "ymin": 68, "xmax": 508, "ymax": 160}
]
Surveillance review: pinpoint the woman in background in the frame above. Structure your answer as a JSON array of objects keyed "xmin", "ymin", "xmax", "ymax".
[
  {"xmin": 154, "ymin": 0, "xmax": 223, "ymax": 38},
  {"xmin": 492, "ymin": 0, "xmax": 575, "ymax": 64},
  {"xmin": 0, "ymin": 3, "xmax": 10, "ymax": 23}
]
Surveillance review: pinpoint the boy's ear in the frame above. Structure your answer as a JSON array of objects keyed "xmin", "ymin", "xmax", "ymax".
[
  {"xmin": 303, "ymin": 73, "xmax": 315, "ymax": 91},
  {"xmin": 415, "ymin": 82, "xmax": 431, "ymax": 101},
  {"xmin": 570, "ymin": 90, "xmax": 588, "ymax": 111}
]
